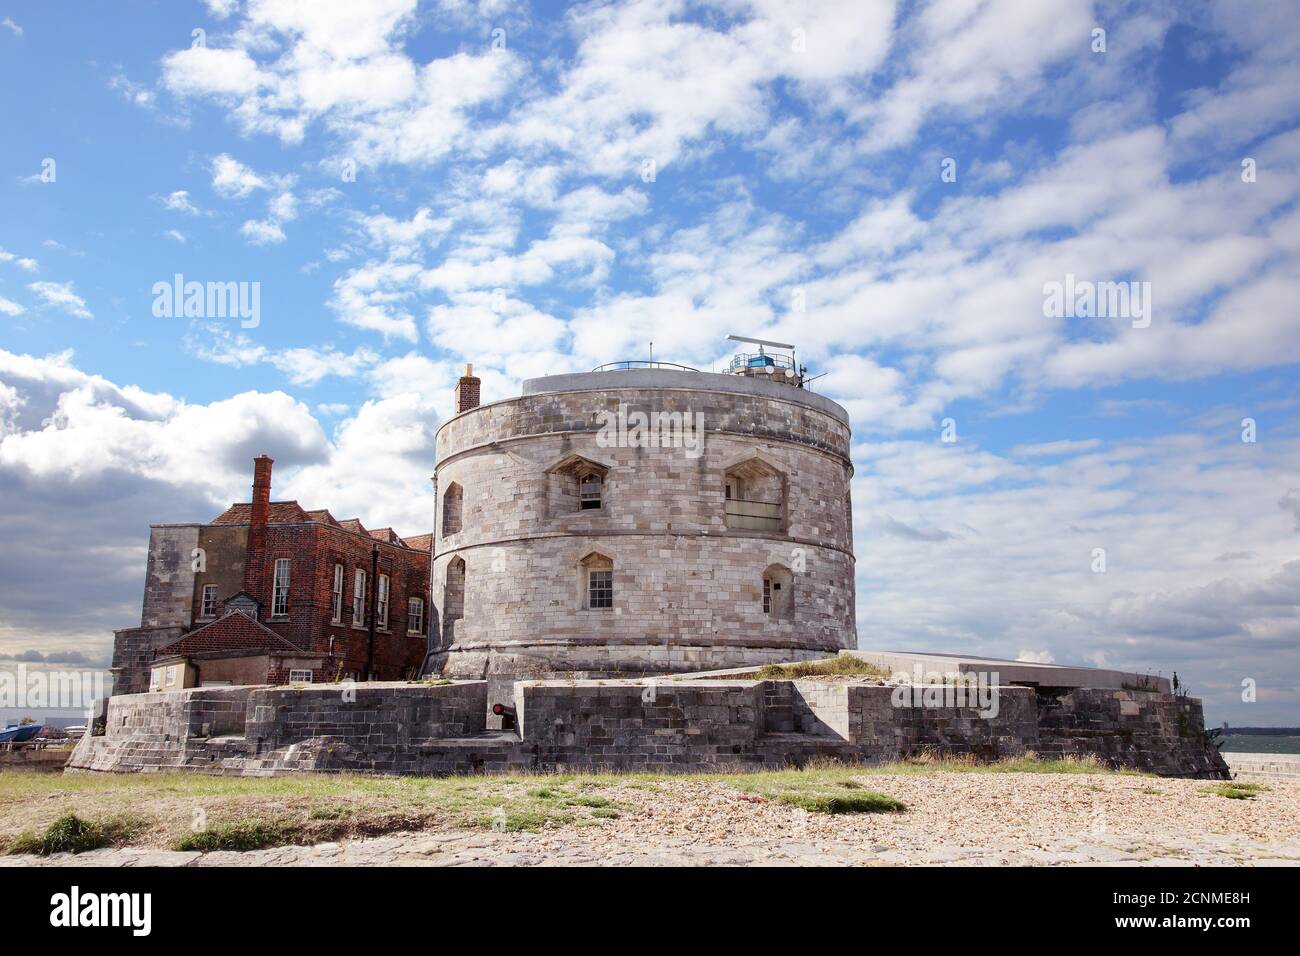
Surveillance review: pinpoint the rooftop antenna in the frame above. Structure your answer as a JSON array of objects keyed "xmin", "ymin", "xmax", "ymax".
[{"xmin": 727, "ymin": 334, "xmax": 795, "ymax": 350}]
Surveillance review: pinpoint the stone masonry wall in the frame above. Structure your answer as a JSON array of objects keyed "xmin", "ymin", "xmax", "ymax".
[
  {"xmin": 1036, "ymin": 687, "xmax": 1229, "ymax": 778},
  {"xmin": 432, "ymin": 378, "xmax": 857, "ymax": 681},
  {"xmin": 140, "ymin": 525, "xmax": 201, "ymax": 628},
  {"xmin": 110, "ymin": 625, "xmax": 186, "ymax": 696},
  {"xmin": 67, "ymin": 679, "xmax": 1227, "ymax": 778}
]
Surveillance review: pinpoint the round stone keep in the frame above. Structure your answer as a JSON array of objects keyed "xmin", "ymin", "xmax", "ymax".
[{"xmin": 430, "ymin": 368, "xmax": 856, "ymax": 681}]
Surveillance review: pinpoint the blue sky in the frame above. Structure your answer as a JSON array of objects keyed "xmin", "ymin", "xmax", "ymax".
[{"xmin": 1, "ymin": 0, "xmax": 1298, "ymax": 724}]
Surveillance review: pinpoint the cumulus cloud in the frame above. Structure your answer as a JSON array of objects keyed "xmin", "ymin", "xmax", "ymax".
[{"xmin": 0, "ymin": 349, "xmax": 444, "ymax": 662}]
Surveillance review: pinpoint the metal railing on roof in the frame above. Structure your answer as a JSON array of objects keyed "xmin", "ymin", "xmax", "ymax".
[
  {"xmin": 727, "ymin": 351, "xmax": 796, "ymax": 373},
  {"xmin": 591, "ymin": 360, "xmax": 699, "ymax": 373}
]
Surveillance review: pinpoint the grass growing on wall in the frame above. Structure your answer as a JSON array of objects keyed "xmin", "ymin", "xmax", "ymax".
[{"xmin": 753, "ymin": 656, "xmax": 891, "ymax": 680}]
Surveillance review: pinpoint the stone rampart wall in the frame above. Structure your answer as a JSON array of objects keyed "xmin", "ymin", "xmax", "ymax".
[{"xmin": 68, "ymin": 679, "xmax": 1228, "ymax": 778}]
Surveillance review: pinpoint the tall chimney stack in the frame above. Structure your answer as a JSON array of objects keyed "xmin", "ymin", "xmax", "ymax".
[
  {"xmin": 243, "ymin": 454, "xmax": 274, "ymax": 614},
  {"xmin": 454, "ymin": 363, "xmax": 481, "ymax": 413}
]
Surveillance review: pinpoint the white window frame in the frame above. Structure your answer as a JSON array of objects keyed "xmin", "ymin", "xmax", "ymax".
[
  {"xmin": 165, "ymin": 663, "xmax": 180, "ymax": 688},
  {"xmin": 331, "ymin": 563, "xmax": 344, "ymax": 623},
  {"xmin": 587, "ymin": 568, "xmax": 613, "ymax": 609},
  {"xmin": 272, "ymin": 558, "xmax": 291, "ymax": 616},
  {"xmin": 408, "ymin": 596, "xmax": 424, "ymax": 634},
  {"xmin": 579, "ymin": 472, "xmax": 603, "ymax": 510},
  {"xmin": 377, "ymin": 573, "xmax": 390, "ymax": 629},
  {"xmin": 288, "ymin": 669, "xmax": 313, "ymax": 683},
  {"xmin": 353, "ymin": 569, "xmax": 366, "ymax": 627},
  {"xmin": 201, "ymin": 584, "xmax": 218, "ymax": 617},
  {"xmin": 149, "ymin": 669, "xmax": 161, "ymax": 692}
]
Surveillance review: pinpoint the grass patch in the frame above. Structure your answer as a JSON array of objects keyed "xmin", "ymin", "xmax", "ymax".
[
  {"xmin": 307, "ymin": 806, "xmax": 350, "ymax": 820},
  {"xmin": 6, "ymin": 813, "xmax": 141, "ymax": 856},
  {"xmin": 728, "ymin": 765, "xmax": 906, "ymax": 814},
  {"xmin": 477, "ymin": 806, "xmax": 574, "ymax": 833},
  {"xmin": 753, "ymin": 656, "xmax": 890, "ymax": 680},
  {"xmin": 564, "ymin": 795, "xmax": 613, "ymax": 808},
  {"xmin": 1201, "ymin": 781, "xmax": 1267, "ymax": 800},
  {"xmin": 174, "ymin": 819, "xmax": 302, "ymax": 852},
  {"xmin": 775, "ymin": 791, "xmax": 905, "ymax": 814}
]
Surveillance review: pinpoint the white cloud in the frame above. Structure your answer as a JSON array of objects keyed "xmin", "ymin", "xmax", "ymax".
[
  {"xmin": 504, "ymin": 0, "xmax": 895, "ymax": 177},
  {"xmin": 0, "ymin": 297, "xmax": 24, "ymax": 317},
  {"xmin": 240, "ymin": 218, "xmax": 286, "ymax": 245},
  {"xmin": 163, "ymin": 46, "xmax": 265, "ymax": 98},
  {"xmin": 240, "ymin": 189, "xmax": 299, "ymax": 245},
  {"xmin": 206, "ymin": 0, "xmax": 240, "ymax": 19},
  {"xmin": 1016, "ymin": 649, "xmax": 1056, "ymax": 665},
  {"xmin": 1, "ymin": 249, "xmax": 38, "ymax": 273},
  {"xmin": 162, "ymin": 190, "xmax": 201, "ymax": 214},
  {"xmin": 108, "ymin": 72, "xmax": 156, "ymax": 108},
  {"xmin": 160, "ymin": 0, "xmax": 514, "ymax": 160},
  {"xmin": 187, "ymin": 326, "xmax": 379, "ymax": 385},
  {"xmin": 27, "ymin": 281, "xmax": 92, "ymax": 319},
  {"xmin": 1, "ymin": 17, "xmax": 21, "ymax": 37},
  {"xmin": 852, "ymin": 431, "xmax": 1300, "ymax": 723},
  {"xmin": 849, "ymin": 0, "xmax": 1094, "ymax": 152},
  {"xmin": 210, "ymin": 153, "xmax": 270, "ymax": 198},
  {"xmin": 328, "ymin": 260, "xmax": 422, "ymax": 341}
]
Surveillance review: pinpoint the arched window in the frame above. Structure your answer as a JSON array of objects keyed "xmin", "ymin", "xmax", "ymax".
[
  {"xmin": 579, "ymin": 552, "xmax": 614, "ymax": 610},
  {"xmin": 443, "ymin": 556, "xmax": 465, "ymax": 626},
  {"xmin": 762, "ymin": 564, "xmax": 793, "ymax": 621},
  {"xmin": 442, "ymin": 482, "xmax": 463, "ymax": 537}
]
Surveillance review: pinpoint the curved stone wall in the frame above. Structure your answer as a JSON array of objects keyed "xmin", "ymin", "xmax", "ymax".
[{"xmin": 430, "ymin": 369, "xmax": 856, "ymax": 680}]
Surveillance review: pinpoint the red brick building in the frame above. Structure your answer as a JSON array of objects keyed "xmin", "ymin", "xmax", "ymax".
[{"xmin": 111, "ymin": 456, "xmax": 433, "ymax": 693}]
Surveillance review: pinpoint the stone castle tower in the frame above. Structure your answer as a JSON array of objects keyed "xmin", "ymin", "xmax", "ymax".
[{"xmin": 428, "ymin": 359, "xmax": 856, "ymax": 683}]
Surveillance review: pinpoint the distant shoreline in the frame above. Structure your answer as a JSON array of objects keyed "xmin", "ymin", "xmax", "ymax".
[{"xmin": 1217, "ymin": 734, "xmax": 1300, "ymax": 755}]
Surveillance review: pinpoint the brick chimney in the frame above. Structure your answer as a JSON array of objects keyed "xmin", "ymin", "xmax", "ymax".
[
  {"xmin": 454, "ymin": 363, "xmax": 480, "ymax": 413},
  {"xmin": 242, "ymin": 454, "xmax": 274, "ymax": 613}
]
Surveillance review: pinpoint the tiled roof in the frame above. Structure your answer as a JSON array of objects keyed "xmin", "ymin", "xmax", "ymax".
[
  {"xmin": 209, "ymin": 501, "xmax": 310, "ymax": 525},
  {"xmin": 403, "ymin": 533, "xmax": 433, "ymax": 553},
  {"xmin": 208, "ymin": 501, "xmax": 430, "ymax": 551},
  {"xmin": 159, "ymin": 611, "xmax": 306, "ymax": 657}
]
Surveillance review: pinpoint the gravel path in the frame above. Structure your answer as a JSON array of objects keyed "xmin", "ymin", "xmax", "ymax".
[{"xmin": 5, "ymin": 772, "xmax": 1298, "ymax": 867}]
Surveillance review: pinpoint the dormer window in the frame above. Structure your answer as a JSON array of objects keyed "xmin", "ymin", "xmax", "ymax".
[
  {"xmin": 579, "ymin": 473, "xmax": 603, "ymax": 510},
  {"xmin": 544, "ymin": 454, "xmax": 611, "ymax": 517},
  {"xmin": 723, "ymin": 455, "xmax": 786, "ymax": 533}
]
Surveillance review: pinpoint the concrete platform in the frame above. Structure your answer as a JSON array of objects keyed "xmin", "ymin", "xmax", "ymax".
[
  {"xmin": 1223, "ymin": 752, "xmax": 1300, "ymax": 783},
  {"xmin": 843, "ymin": 650, "xmax": 1171, "ymax": 693}
]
